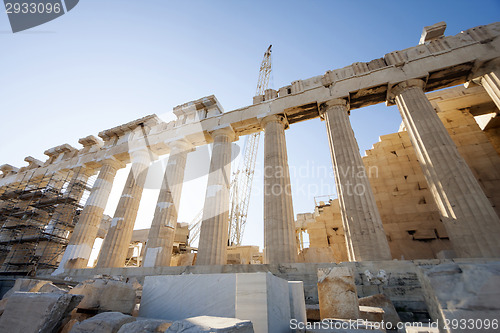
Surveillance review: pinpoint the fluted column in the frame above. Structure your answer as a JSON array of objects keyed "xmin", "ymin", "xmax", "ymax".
[
  {"xmin": 96, "ymin": 148, "xmax": 154, "ymax": 268},
  {"xmin": 320, "ymin": 100, "xmax": 391, "ymax": 261},
  {"xmin": 391, "ymin": 79, "xmax": 500, "ymax": 258},
  {"xmin": 54, "ymin": 158, "xmax": 123, "ymax": 273},
  {"xmin": 143, "ymin": 140, "xmax": 193, "ymax": 267},
  {"xmin": 262, "ymin": 114, "xmax": 297, "ymax": 264},
  {"xmin": 196, "ymin": 126, "xmax": 236, "ymax": 265},
  {"xmin": 475, "ymin": 70, "xmax": 500, "ymax": 110}
]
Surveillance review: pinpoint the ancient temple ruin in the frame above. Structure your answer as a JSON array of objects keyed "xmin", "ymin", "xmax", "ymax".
[{"xmin": 0, "ymin": 21, "xmax": 499, "ymax": 332}]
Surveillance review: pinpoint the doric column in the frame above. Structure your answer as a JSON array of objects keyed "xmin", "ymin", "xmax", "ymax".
[
  {"xmin": 196, "ymin": 126, "xmax": 236, "ymax": 266},
  {"xmin": 54, "ymin": 158, "xmax": 123, "ymax": 273},
  {"xmin": 390, "ymin": 79, "xmax": 500, "ymax": 258},
  {"xmin": 475, "ymin": 70, "xmax": 500, "ymax": 110},
  {"xmin": 319, "ymin": 100, "xmax": 391, "ymax": 261},
  {"xmin": 96, "ymin": 148, "xmax": 154, "ymax": 268},
  {"xmin": 143, "ymin": 140, "xmax": 193, "ymax": 267},
  {"xmin": 262, "ymin": 114, "xmax": 297, "ymax": 264}
]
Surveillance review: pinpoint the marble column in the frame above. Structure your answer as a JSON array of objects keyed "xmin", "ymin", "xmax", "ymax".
[
  {"xmin": 320, "ymin": 100, "xmax": 391, "ymax": 261},
  {"xmin": 476, "ymin": 70, "xmax": 500, "ymax": 110},
  {"xmin": 391, "ymin": 79, "xmax": 500, "ymax": 258},
  {"xmin": 143, "ymin": 140, "xmax": 193, "ymax": 267},
  {"xmin": 54, "ymin": 158, "xmax": 123, "ymax": 272},
  {"xmin": 196, "ymin": 126, "xmax": 236, "ymax": 266},
  {"xmin": 96, "ymin": 148, "xmax": 153, "ymax": 268},
  {"xmin": 262, "ymin": 115, "xmax": 297, "ymax": 264}
]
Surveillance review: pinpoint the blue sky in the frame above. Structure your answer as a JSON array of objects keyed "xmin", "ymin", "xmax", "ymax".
[{"xmin": 1, "ymin": 1, "xmax": 498, "ymax": 249}]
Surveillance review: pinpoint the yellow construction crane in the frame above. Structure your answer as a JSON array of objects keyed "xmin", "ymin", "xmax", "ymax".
[{"xmin": 189, "ymin": 45, "xmax": 273, "ymax": 247}]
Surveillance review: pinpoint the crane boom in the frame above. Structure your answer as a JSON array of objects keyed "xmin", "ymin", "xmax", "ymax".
[{"xmin": 256, "ymin": 45, "xmax": 272, "ymax": 96}]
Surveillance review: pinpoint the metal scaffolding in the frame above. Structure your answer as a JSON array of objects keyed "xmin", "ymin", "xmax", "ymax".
[{"xmin": 0, "ymin": 168, "xmax": 95, "ymax": 276}]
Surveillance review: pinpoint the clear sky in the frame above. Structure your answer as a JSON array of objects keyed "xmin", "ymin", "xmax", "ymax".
[{"xmin": 1, "ymin": 1, "xmax": 498, "ymax": 249}]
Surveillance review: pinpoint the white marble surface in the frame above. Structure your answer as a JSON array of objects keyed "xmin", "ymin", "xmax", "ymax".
[
  {"xmin": 235, "ymin": 273, "xmax": 268, "ymax": 333},
  {"xmin": 139, "ymin": 274, "xmax": 236, "ymax": 320},
  {"xmin": 139, "ymin": 272, "xmax": 291, "ymax": 333},
  {"xmin": 288, "ymin": 281, "xmax": 307, "ymax": 324},
  {"xmin": 266, "ymin": 273, "xmax": 291, "ymax": 333},
  {"xmin": 166, "ymin": 316, "xmax": 253, "ymax": 332}
]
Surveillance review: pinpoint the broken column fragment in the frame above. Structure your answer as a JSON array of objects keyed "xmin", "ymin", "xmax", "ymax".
[
  {"xmin": 69, "ymin": 311, "xmax": 136, "ymax": 333},
  {"xmin": 68, "ymin": 278, "xmax": 137, "ymax": 314},
  {"xmin": 317, "ymin": 267, "xmax": 360, "ymax": 320}
]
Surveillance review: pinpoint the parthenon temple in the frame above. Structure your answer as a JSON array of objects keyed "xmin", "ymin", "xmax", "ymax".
[{"xmin": 0, "ymin": 21, "xmax": 499, "ymax": 332}]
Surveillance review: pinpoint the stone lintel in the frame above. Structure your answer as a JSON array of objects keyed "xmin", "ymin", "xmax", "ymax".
[
  {"xmin": 0, "ymin": 164, "xmax": 19, "ymax": 176},
  {"xmin": 24, "ymin": 156, "xmax": 44, "ymax": 169},
  {"xmin": 469, "ymin": 58, "xmax": 500, "ymax": 82},
  {"xmin": 253, "ymin": 95, "xmax": 265, "ymax": 105},
  {"xmin": 173, "ymin": 95, "xmax": 224, "ymax": 119},
  {"xmin": 78, "ymin": 135, "xmax": 104, "ymax": 148},
  {"xmin": 264, "ymin": 89, "xmax": 278, "ymax": 101},
  {"xmin": 44, "ymin": 144, "xmax": 79, "ymax": 160},
  {"xmin": 419, "ymin": 21, "xmax": 447, "ymax": 45},
  {"xmin": 98, "ymin": 114, "xmax": 161, "ymax": 141}
]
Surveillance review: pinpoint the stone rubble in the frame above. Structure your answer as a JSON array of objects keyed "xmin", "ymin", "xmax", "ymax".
[
  {"xmin": 417, "ymin": 262, "xmax": 500, "ymax": 332},
  {"xmin": 358, "ymin": 294, "xmax": 401, "ymax": 326},
  {"xmin": 0, "ymin": 292, "xmax": 83, "ymax": 333},
  {"xmin": 165, "ymin": 316, "xmax": 254, "ymax": 333},
  {"xmin": 117, "ymin": 318, "xmax": 173, "ymax": 333},
  {"xmin": 68, "ymin": 278, "xmax": 137, "ymax": 314},
  {"xmin": 69, "ymin": 311, "xmax": 136, "ymax": 333}
]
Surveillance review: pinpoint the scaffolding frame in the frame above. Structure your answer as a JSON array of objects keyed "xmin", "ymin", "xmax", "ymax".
[{"xmin": 0, "ymin": 167, "xmax": 95, "ymax": 276}]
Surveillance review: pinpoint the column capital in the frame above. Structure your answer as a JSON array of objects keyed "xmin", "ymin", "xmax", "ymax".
[
  {"xmin": 73, "ymin": 166, "xmax": 95, "ymax": 178},
  {"xmin": 387, "ymin": 79, "xmax": 426, "ymax": 103},
  {"xmin": 167, "ymin": 139, "xmax": 195, "ymax": 154},
  {"xmin": 319, "ymin": 98, "xmax": 350, "ymax": 117},
  {"xmin": 129, "ymin": 147, "xmax": 158, "ymax": 164},
  {"xmin": 260, "ymin": 114, "xmax": 289, "ymax": 129},
  {"xmin": 100, "ymin": 156, "xmax": 126, "ymax": 170},
  {"xmin": 209, "ymin": 125, "xmax": 237, "ymax": 141}
]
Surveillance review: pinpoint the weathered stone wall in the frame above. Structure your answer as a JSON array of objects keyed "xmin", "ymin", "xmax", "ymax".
[{"xmin": 46, "ymin": 259, "xmax": 495, "ymax": 313}]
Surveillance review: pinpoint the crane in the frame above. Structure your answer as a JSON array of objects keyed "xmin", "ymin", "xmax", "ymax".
[
  {"xmin": 227, "ymin": 45, "xmax": 272, "ymax": 246},
  {"xmin": 188, "ymin": 45, "xmax": 273, "ymax": 247}
]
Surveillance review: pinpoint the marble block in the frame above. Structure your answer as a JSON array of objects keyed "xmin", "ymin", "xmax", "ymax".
[
  {"xmin": 358, "ymin": 294, "xmax": 400, "ymax": 326},
  {"xmin": 139, "ymin": 272, "xmax": 290, "ymax": 333},
  {"xmin": 417, "ymin": 262, "xmax": 500, "ymax": 333},
  {"xmin": 288, "ymin": 281, "xmax": 307, "ymax": 324},
  {"xmin": 317, "ymin": 267, "xmax": 360, "ymax": 320},
  {"xmin": 0, "ymin": 292, "xmax": 82, "ymax": 333},
  {"xmin": 358, "ymin": 305, "xmax": 384, "ymax": 322}
]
